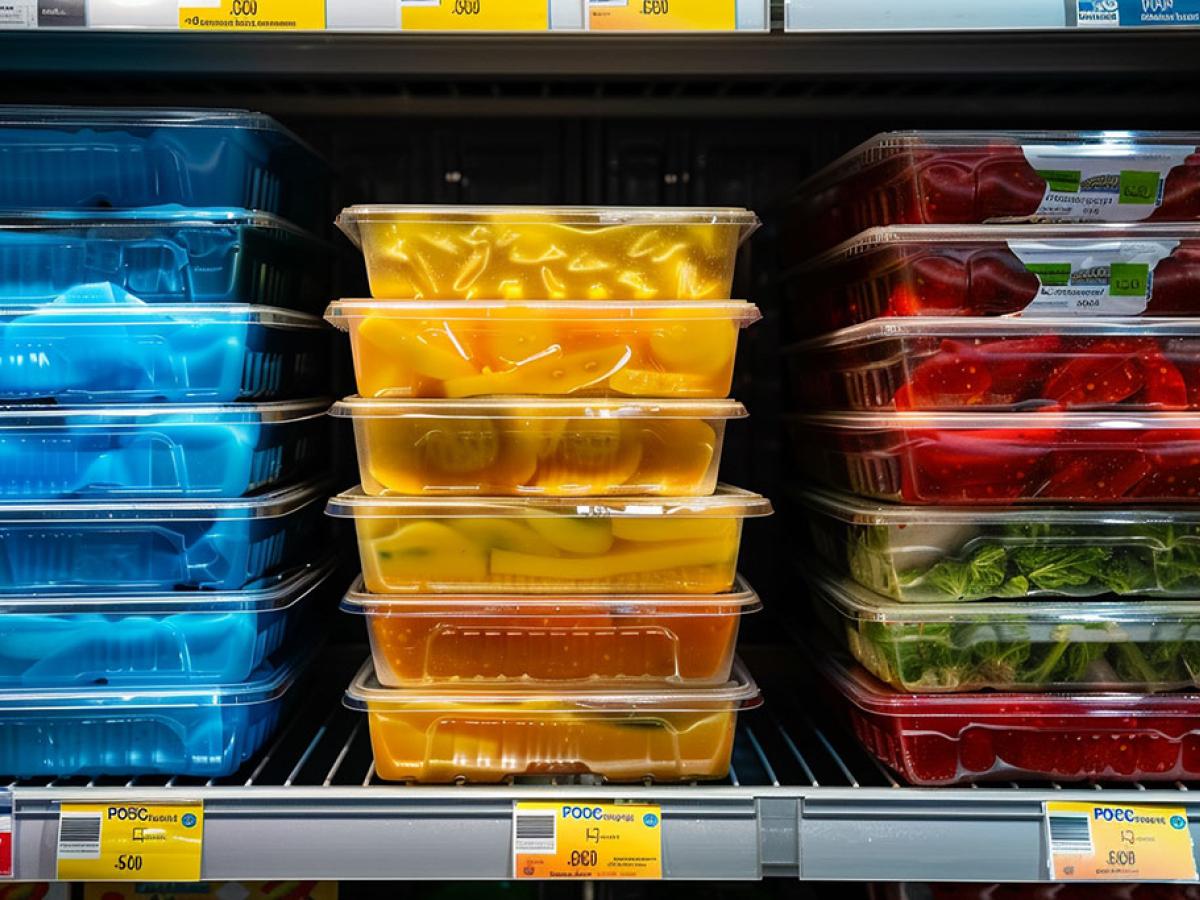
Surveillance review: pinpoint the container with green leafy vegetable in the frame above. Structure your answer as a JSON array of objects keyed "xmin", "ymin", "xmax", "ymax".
[
  {"xmin": 806, "ymin": 565, "xmax": 1200, "ymax": 692},
  {"xmin": 802, "ymin": 486, "xmax": 1200, "ymax": 603}
]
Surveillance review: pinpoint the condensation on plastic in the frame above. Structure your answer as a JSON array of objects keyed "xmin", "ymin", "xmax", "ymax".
[
  {"xmin": 344, "ymin": 656, "xmax": 761, "ymax": 783},
  {"xmin": 325, "ymin": 299, "xmax": 760, "ymax": 399},
  {"xmin": 342, "ymin": 573, "xmax": 761, "ymax": 688}
]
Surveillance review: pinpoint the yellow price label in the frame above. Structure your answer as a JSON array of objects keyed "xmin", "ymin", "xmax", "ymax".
[
  {"xmin": 179, "ymin": 0, "xmax": 324, "ymax": 31},
  {"xmin": 513, "ymin": 802, "xmax": 662, "ymax": 879},
  {"xmin": 1046, "ymin": 801, "xmax": 1197, "ymax": 882},
  {"xmin": 400, "ymin": 0, "xmax": 549, "ymax": 30},
  {"xmin": 57, "ymin": 802, "xmax": 204, "ymax": 882},
  {"xmin": 589, "ymin": 0, "xmax": 736, "ymax": 31}
]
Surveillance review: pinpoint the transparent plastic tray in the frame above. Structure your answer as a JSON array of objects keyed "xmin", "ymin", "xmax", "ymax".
[
  {"xmin": 0, "ymin": 107, "xmax": 328, "ymax": 229},
  {"xmin": 344, "ymin": 657, "xmax": 761, "ymax": 783},
  {"xmin": 0, "ymin": 558, "xmax": 335, "ymax": 687},
  {"xmin": 791, "ymin": 410, "xmax": 1200, "ymax": 504},
  {"xmin": 803, "ymin": 486, "xmax": 1200, "ymax": 603},
  {"xmin": 0, "ymin": 650, "xmax": 309, "ymax": 777},
  {"xmin": 808, "ymin": 565, "xmax": 1200, "ymax": 693},
  {"xmin": 0, "ymin": 296, "xmax": 326, "ymax": 403},
  {"xmin": 0, "ymin": 480, "xmax": 328, "ymax": 593},
  {"xmin": 787, "ymin": 131, "xmax": 1200, "ymax": 253},
  {"xmin": 819, "ymin": 650, "xmax": 1200, "ymax": 785},
  {"xmin": 333, "ymin": 396, "xmax": 745, "ymax": 497},
  {"xmin": 336, "ymin": 205, "xmax": 760, "ymax": 301},
  {"xmin": 326, "ymin": 300, "xmax": 760, "ymax": 399},
  {"xmin": 0, "ymin": 208, "xmax": 332, "ymax": 309},
  {"xmin": 342, "ymin": 573, "xmax": 761, "ymax": 688},
  {"xmin": 326, "ymin": 484, "xmax": 772, "ymax": 594},
  {"xmin": 789, "ymin": 224, "xmax": 1200, "ymax": 337},
  {"xmin": 789, "ymin": 317, "xmax": 1200, "ymax": 412}
]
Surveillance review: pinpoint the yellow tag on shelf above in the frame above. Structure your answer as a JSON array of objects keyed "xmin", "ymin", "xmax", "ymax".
[
  {"xmin": 513, "ymin": 802, "xmax": 663, "ymax": 879},
  {"xmin": 589, "ymin": 0, "xmax": 736, "ymax": 31},
  {"xmin": 179, "ymin": 0, "xmax": 325, "ymax": 31},
  {"xmin": 57, "ymin": 802, "xmax": 205, "ymax": 882},
  {"xmin": 399, "ymin": 0, "xmax": 550, "ymax": 31},
  {"xmin": 1045, "ymin": 801, "xmax": 1198, "ymax": 882}
]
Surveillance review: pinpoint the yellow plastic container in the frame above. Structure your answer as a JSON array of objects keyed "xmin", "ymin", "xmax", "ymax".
[
  {"xmin": 331, "ymin": 397, "xmax": 746, "ymax": 497},
  {"xmin": 344, "ymin": 657, "xmax": 762, "ymax": 783},
  {"xmin": 325, "ymin": 300, "xmax": 760, "ymax": 399},
  {"xmin": 325, "ymin": 485, "xmax": 772, "ymax": 594},
  {"xmin": 335, "ymin": 206, "xmax": 760, "ymax": 301}
]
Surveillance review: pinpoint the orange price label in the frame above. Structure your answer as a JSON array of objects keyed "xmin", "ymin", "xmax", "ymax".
[
  {"xmin": 1046, "ymin": 801, "xmax": 1198, "ymax": 882},
  {"xmin": 513, "ymin": 802, "xmax": 663, "ymax": 879},
  {"xmin": 589, "ymin": 0, "xmax": 736, "ymax": 31},
  {"xmin": 399, "ymin": 0, "xmax": 549, "ymax": 31}
]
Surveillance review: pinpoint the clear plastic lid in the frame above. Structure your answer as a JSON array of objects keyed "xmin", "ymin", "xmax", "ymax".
[
  {"xmin": 0, "ymin": 478, "xmax": 329, "ymax": 524},
  {"xmin": 326, "ymin": 299, "xmax": 762, "ymax": 327},
  {"xmin": 344, "ymin": 657, "xmax": 761, "ymax": 712},
  {"xmin": 331, "ymin": 396, "xmax": 747, "ymax": 421},
  {"xmin": 0, "ymin": 398, "xmax": 329, "ymax": 428},
  {"xmin": 0, "ymin": 206, "xmax": 311, "ymax": 235},
  {"xmin": 802, "ymin": 409, "xmax": 1200, "ymax": 432},
  {"xmin": 0, "ymin": 304, "xmax": 324, "ymax": 330},
  {"xmin": 340, "ymin": 573, "xmax": 761, "ymax": 617},
  {"xmin": 0, "ymin": 106, "xmax": 295, "ymax": 131},
  {"xmin": 327, "ymin": 483, "xmax": 772, "ymax": 520}
]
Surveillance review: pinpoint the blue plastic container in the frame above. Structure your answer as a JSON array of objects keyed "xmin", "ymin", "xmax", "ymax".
[
  {"xmin": 0, "ymin": 557, "xmax": 335, "ymax": 687},
  {"xmin": 0, "ymin": 650, "xmax": 311, "ymax": 777},
  {"xmin": 0, "ymin": 398, "xmax": 327, "ymax": 500},
  {"xmin": 0, "ymin": 107, "xmax": 328, "ymax": 230},
  {"xmin": 0, "ymin": 290, "xmax": 326, "ymax": 404},
  {"xmin": 0, "ymin": 480, "xmax": 328, "ymax": 593},
  {"xmin": 0, "ymin": 208, "xmax": 331, "ymax": 310}
]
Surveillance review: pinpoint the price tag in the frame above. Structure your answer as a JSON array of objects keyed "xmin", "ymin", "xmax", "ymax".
[
  {"xmin": 399, "ymin": 0, "xmax": 549, "ymax": 31},
  {"xmin": 179, "ymin": 0, "xmax": 324, "ymax": 31},
  {"xmin": 513, "ymin": 802, "xmax": 662, "ymax": 879},
  {"xmin": 1045, "ymin": 801, "xmax": 1198, "ymax": 882},
  {"xmin": 589, "ymin": 0, "xmax": 736, "ymax": 31},
  {"xmin": 57, "ymin": 802, "xmax": 204, "ymax": 882}
]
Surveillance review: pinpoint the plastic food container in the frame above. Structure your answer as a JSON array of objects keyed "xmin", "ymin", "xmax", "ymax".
[
  {"xmin": 0, "ymin": 480, "xmax": 328, "ymax": 593},
  {"xmin": 791, "ymin": 410, "xmax": 1200, "ymax": 504},
  {"xmin": 803, "ymin": 486, "xmax": 1200, "ymax": 603},
  {"xmin": 789, "ymin": 224, "xmax": 1200, "ymax": 337},
  {"xmin": 808, "ymin": 566, "xmax": 1200, "ymax": 693},
  {"xmin": 0, "ymin": 651, "xmax": 308, "ymax": 777},
  {"xmin": 788, "ymin": 318, "xmax": 1200, "ymax": 413},
  {"xmin": 326, "ymin": 300, "xmax": 759, "ymax": 399},
  {"xmin": 0, "ymin": 558, "xmax": 335, "ymax": 687},
  {"xmin": 0, "ymin": 297, "xmax": 326, "ymax": 404},
  {"xmin": 788, "ymin": 131, "xmax": 1200, "ymax": 253},
  {"xmin": 342, "ymin": 574, "xmax": 760, "ymax": 687},
  {"xmin": 0, "ymin": 399, "xmax": 327, "ymax": 500},
  {"xmin": 0, "ymin": 107, "xmax": 328, "ymax": 229},
  {"xmin": 820, "ymin": 651, "xmax": 1200, "ymax": 785},
  {"xmin": 345, "ymin": 657, "xmax": 761, "ymax": 783},
  {"xmin": 0, "ymin": 208, "xmax": 332, "ymax": 309},
  {"xmin": 327, "ymin": 485, "xmax": 772, "ymax": 594},
  {"xmin": 336, "ymin": 206, "xmax": 760, "ymax": 301},
  {"xmin": 334, "ymin": 397, "xmax": 745, "ymax": 497}
]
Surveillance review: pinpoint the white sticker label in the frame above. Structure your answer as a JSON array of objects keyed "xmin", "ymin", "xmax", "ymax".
[
  {"xmin": 1009, "ymin": 239, "xmax": 1178, "ymax": 316},
  {"xmin": 0, "ymin": 0, "xmax": 35, "ymax": 26},
  {"xmin": 1021, "ymin": 144, "xmax": 1194, "ymax": 222}
]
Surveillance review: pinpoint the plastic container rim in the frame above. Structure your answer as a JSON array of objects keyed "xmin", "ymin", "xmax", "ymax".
[
  {"xmin": 794, "ymin": 409, "xmax": 1200, "ymax": 431},
  {"xmin": 0, "ymin": 304, "xmax": 325, "ymax": 330},
  {"xmin": 0, "ymin": 206, "xmax": 319, "ymax": 239},
  {"xmin": 325, "ymin": 299, "xmax": 761, "ymax": 326},
  {"xmin": 0, "ymin": 397, "xmax": 331, "ymax": 427},
  {"xmin": 331, "ymin": 396, "xmax": 748, "ymax": 420}
]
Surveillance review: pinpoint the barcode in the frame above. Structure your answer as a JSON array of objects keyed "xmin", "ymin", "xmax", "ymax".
[
  {"xmin": 57, "ymin": 812, "xmax": 102, "ymax": 859},
  {"xmin": 1048, "ymin": 814, "xmax": 1094, "ymax": 855},
  {"xmin": 513, "ymin": 812, "xmax": 556, "ymax": 854}
]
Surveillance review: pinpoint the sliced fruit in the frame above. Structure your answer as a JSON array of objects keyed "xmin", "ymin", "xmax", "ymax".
[
  {"xmin": 451, "ymin": 518, "xmax": 561, "ymax": 556},
  {"xmin": 363, "ymin": 419, "xmax": 500, "ymax": 491},
  {"xmin": 611, "ymin": 517, "xmax": 738, "ymax": 543},
  {"xmin": 413, "ymin": 421, "xmax": 500, "ymax": 475},
  {"xmin": 526, "ymin": 516, "xmax": 615, "ymax": 555},
  {"xmin": 484, "ymin": 318, "xmax": 560, "ymax": 366},
  {"xmin": 535, "ymin": 418, "xmax": 644, "ymax": 491},
  {"xmin": 444, "ymin": 346, "xmax": 631, "ymax": 398},
  {"xmin": 372, "ymin": 521, "xmax": 488, "ymax": 585},
  {"xmin": 490, "ymin": 537, "xmax": 733, "ymax": 580},
  {"xmin": 630, "ymin": 419, "xmax": 717, "ymax": 492},
  {"xmin": 358, "ymin": 318, "xmax": 477, "ymax": 382},
  {"xmin": 608, "ymin": 368, "xmax": 716, "ymax": 398}
]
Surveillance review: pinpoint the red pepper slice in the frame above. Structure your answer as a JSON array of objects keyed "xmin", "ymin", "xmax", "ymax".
[
  {"xmin": 1041, "ymin": 337, "xmax": 1154, "ymax": 409},
  {"xmin": 901, "ymin": 427, "xmax": 1054, "ymax": 503}
]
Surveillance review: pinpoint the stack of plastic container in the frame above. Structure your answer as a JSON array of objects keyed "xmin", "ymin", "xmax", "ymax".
[
  {"xmin": 327, "ymin": 205, "xmax": 772, "ymax": 782},
  {"xmin": 782, "ymin": 131, "xmax": 1200, "ymax": 785},
  {"xmin": 0, "ymin": 107, "xmax": 336, "ymax": 779}
]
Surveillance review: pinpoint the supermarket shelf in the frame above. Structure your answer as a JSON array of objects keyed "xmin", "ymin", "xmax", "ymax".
[{"xmin": 9, "ymin": 647, "xmax": 1200, "ymax": 882}]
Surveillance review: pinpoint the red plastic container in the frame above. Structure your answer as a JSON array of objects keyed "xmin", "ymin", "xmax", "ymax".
[{"xmin": 820, "ymin": 652, "xmax": 1200, "ymax": 786}]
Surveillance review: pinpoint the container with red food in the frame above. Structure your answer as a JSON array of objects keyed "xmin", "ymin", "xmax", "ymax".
[
  {"xmin": 787, "ymin": 224, "xmax": 1200, "ymax": 338},
  {"xmin": 786, "ymin": 131, "xmax": 1200, "ymax": 254},
  {"xmin": 787, "ymin": 318, "xmax": 1200, "ymax": 413},
  {"xmin": 819, "ymin": 650, "xmax": 1200, "ymax": 785},
  {"xmin": 790, "ymin": 410, "xmax": 1200, "ymax": 504}
]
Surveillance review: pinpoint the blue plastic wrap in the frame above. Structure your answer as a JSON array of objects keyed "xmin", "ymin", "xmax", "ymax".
[
  {"xmin": 0, "ymin": 398, "xmax": 327, "ymax": 500},
  {"xmin": 0, "ymin": 558, "xmax": 335, "ymax": 687},
  {"xmin": 0, "ymin": 480, "xmax": 328, "ymax": 593},
  {"xmin": 0, "ymin": 108, "xmax": 328, "ymax": 230},
  {"xmin": 0, "ymin": 208, "xmax": 331, "ymax": 309}
]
